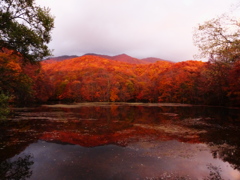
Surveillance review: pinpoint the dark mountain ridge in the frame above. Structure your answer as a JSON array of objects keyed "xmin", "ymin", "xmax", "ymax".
[
  {"xmin": 142, "ymin": 57, "xmax": 171, "ymax": 63},
  {"xmin": 45, "ymin": 53, "xmax": 173, "ymax": 64},
  {"xmin": 45, "ymin": 55, "xmax": 79, "ymax": 61}
]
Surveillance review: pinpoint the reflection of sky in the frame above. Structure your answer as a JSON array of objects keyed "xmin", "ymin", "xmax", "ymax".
[{"xmin": 12, "ymin": 140, "xmax": 240, "ymax": 179}]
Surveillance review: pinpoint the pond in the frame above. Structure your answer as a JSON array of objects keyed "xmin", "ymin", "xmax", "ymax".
[{"xmin": 1, "ymin": 102, "xmax": 240, "ymax": 179}]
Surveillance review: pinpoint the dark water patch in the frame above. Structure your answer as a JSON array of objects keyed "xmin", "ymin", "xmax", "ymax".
[{"xmin": 1, "ymin": 103, "xmax": 240, "ymax": 179}]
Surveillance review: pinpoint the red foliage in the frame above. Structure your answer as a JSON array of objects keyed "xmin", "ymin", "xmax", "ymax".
[
  {"xmin": 156, "ymin": 61, "xmax": 206, "ymax": 103},
  {"xmin": 41, "ymin": 55, "xmax": 173, "ymax": 102},
  {"xmin": 40, "ymin": 55, "xmax": 211, "ymax": 103},
  {"xmin": 0, "ymin": 54, "xmax": 225, "ymax": 106},
  {"xmin": 3, "ymin": 47, "xmax": 240, "ymax": 106}
]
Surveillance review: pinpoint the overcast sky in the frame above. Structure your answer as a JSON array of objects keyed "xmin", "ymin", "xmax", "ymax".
[{"xmin": 36, "ymin": 0, "xmax": 239, "ymax": 61}]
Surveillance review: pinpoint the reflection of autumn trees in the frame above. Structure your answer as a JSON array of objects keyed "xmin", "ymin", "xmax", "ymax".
[
  {"xmin": 2, "ymin": 104, "xmax": 240, "ymax": 174},
  {"xmin": 187, "ymin": 107, "xmax": 240, "ymax": 171},
  {"xmin": 201, "ymin": 121, "xmax": 240, "ymax": 171},
  {"xmin": 204, "ymin": 164, "xmax": 224, "ymax": 180},
  {"xmin": 38, "ymin": 105, "xmax": 205, "ymax": 146},
  {"xmin": 0, "ymin": 155, "xmax": 33, "ymax": 180}
]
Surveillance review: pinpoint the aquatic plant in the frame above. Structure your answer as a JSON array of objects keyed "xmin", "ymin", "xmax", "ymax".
[{"xmin": 0, "ymin": 92, "xmax": 10, "ymax": 120}]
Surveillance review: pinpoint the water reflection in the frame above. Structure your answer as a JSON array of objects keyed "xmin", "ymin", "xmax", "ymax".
[
  {"xmin": 4, "ymin": 140, "xmax": 239, "ymax": 180},
  {"xmin": 0, "ymin": 103, "xmax": 240, "ymax": 179},
  {"xmin": 0, "ymin": 154, "xmax": 33, "ymax": 180}
]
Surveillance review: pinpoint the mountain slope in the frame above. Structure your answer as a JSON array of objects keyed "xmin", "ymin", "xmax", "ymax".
[
  {"xmin": 43, "ymin": 53, "xmax": 172, "ymax": 65},
  {"xmin": 43, "ymin": 55, "xmax": 78, "ymax": 63},
  {"xmin": 111, "ymin": 54, "xmax": 149, "ymax": 64},
  {"xmin": 46, "ymin": 55, "xmax": 78, "ymax": 61},
  {"xmin": 142, "ymin": 57, "xmax": 172, "ymax": 63},
  {"xmin": 41, "ymin": 55, "xmax": 173, "ymax": 102},
  {"xmin": 85, "ymin": 53, "xmax": 149, "ymax": 64}
]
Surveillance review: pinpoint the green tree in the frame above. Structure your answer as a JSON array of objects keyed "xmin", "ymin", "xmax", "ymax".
[{"xmin": 0, "ymin": 0, "xmax": 54, "ymax": 63}]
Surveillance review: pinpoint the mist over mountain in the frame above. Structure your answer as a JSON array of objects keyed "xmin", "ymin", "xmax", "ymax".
[{"xmin": 45, "ymin": 55, "xmax": 79, "ymax": 61}]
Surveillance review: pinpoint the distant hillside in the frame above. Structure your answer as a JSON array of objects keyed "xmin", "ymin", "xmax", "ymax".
[
  {"xmin": 112, "ymin": 54, "xmax": 150, "ymax": 64},
  {"xmin": 84, "ymin": 53, "xmax": 113, "ymax": 60},
  {"xmin": 40, "ymin": 55, "xmax": 205, "ymax": 103},
  {"xmin": 142, "ymin": 57, "xmax": 172, "ymax": 63},
  {"xmin": 85, "ymin": 53, "xmax": 149, "ymax": 64},
  {"xmin": 45, "ymin": 55, "xmax": 78, "ymax": 61},
  {"xmin": 44, "ymin": 54, "xmax": 173, "ymax": 65}
]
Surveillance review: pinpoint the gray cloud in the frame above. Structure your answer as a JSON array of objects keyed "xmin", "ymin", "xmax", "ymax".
[{"xmin": 36, "ymin": 0, "xmax": 239, "ymax": 61}]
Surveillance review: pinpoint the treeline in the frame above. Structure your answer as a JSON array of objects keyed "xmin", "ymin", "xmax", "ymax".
[
  {"xmin": 41, "ymin": 55, "xmax": 240, "ymax": 106},
  {"xmin": 2, "ymin": 51, "xmax": 239, "ymax": 106},
  {"xmin": 0, "ymin": 49, "xmax": 50, "ymax": 106}
]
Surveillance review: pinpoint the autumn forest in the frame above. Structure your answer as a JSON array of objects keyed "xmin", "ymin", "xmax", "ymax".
[{"xmin": 1, "ymin": 49, "xmax": 240, "ymax": 107}]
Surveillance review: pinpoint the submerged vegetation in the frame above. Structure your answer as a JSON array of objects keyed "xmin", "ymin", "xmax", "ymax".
[{"xmin": 0, "ymin": 92, "xmax": 10, "ymax": 120}]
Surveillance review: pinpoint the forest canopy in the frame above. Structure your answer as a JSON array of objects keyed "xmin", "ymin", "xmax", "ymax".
[
  {"xmin": 0, "ymin": 0, "xmax": 54, "ymax": 112},
  {"xmin": 0, "ymin": 0, "xmax": 54, "ymax": 63}
]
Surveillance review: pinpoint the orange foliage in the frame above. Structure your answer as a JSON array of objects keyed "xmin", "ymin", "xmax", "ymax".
[
  {"xmin": 41, "ymin": 56, "xmax": 210, "ymax": 103},
  {"xmin": 156, "ymin": 61, "xmax": 206, "ymax": 103},
  {"xmin": 41, "ymin": 55, "xmax": 173, "ymax": 102},
  {"xmin": 0, "ymin": 49, "xmax": 27, "ymax": 98},
  {"xmin": 2, "ymin": 49, "xmax": 239, "ymax": 105},
  {"xmin": 0, "ymin": 49, "xmax": 53, "ymax": 103},
  {"xmin": 38, "ymin": 54, "xmax": 240, "ymax": 105}
]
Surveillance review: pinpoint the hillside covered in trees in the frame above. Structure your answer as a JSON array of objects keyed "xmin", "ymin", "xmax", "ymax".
[
  {"xmin": 2, "ymin": 51, "xmax": 240, "ymax": 106},
  {"xmin": 40, "ymin": 54, "xmax": 240, "ymax": 106}
]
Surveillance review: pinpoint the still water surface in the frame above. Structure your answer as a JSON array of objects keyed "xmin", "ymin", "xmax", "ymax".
[{"xmin": 1, "ymin": 103, "xmax": 240, "ymax": 179}]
